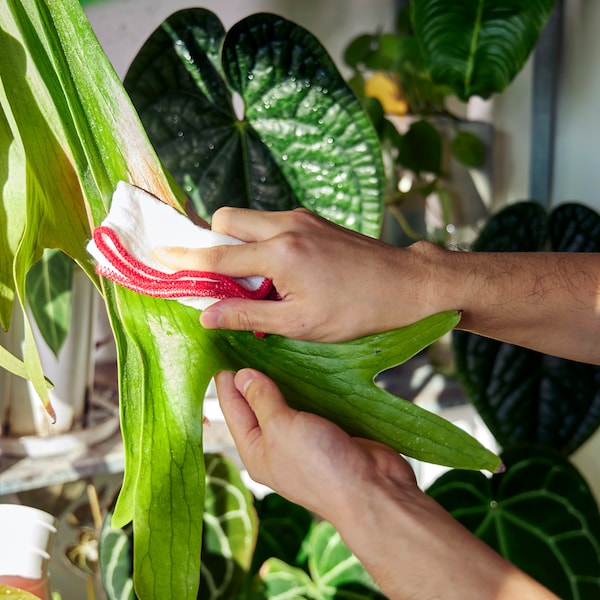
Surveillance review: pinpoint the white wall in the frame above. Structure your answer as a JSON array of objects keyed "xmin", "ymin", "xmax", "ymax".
[
  {"xmin": 85, "ymin": 0, "xmax": 396, "ymax": 80},
  {"xmin": 485, "ymin": 0, "xmax": 600, "ymax": 212}
]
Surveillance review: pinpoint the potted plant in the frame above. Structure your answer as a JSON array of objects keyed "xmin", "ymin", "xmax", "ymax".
[
  {"xmin": 343, "ymin": 0, "xmax": 555, "ymax": 247},
  {"xmin": 0, "ymin": 2, "xmax": 500, "ymax": 598}
]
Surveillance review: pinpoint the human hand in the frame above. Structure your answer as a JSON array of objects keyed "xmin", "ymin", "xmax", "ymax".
[
  {"xmin": 214, "ymin": 368, "xmax": 417, "ymax": 523},
  {"xmin": 157, "ymin": 208, "xmax": 432, "ymax": 342}
]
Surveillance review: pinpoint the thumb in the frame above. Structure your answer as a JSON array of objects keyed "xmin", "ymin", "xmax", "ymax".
[{"xmin": 234, "ymin": 368, "xmax": 290, "ymax": 428}]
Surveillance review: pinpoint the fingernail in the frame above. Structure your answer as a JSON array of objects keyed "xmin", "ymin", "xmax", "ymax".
[
  {"xmin": 235, "ymin": 369, "xmax": 255, "ymax": 396},
  {"xmin": 200, "ymin": 308, "xmax": 221, "ymax": 329}
]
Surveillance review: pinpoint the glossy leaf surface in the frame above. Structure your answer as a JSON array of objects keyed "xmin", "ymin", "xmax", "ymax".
[
  {"xmin": 124, "ymin": 9, "xmax": 385, "ymax": 235},
  {"xmin": 427, "ymin": 446, "xmax": 600, "ymax": 599},
  {"xmin": 454, "ymin": 202, "xmax": 600, "ymax": 454},
  {"xmin": 411, "ymin": 0, "xmax": 556, "ymax": 101}
]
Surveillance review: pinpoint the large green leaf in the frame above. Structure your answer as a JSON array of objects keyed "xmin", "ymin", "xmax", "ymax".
[
  {"xmin": 411, "ymin": 0, "xmax": 556, "ymax": 101},
  {"xmin": 0, "ymin": 0, "xmax": 186, "ymax": 412},
  {"xmin": 427, "ymin": 446, "xmax": 600, "ymax": 599},
  {"xmin": 99, "ymin": 454, "xmax": 258, "ymax": 600},
  {"xmin": 124, "ymin": 9, "xmax": 385, "ymax": 236},
  {"xmin": 453, "ymin": 202, "xmax": 600, "ymax": 454}
]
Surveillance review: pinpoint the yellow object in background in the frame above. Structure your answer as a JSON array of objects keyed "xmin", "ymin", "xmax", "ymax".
[{"xmin": 364, "ymin": 72, "xmax": 409, "ymax": 115}]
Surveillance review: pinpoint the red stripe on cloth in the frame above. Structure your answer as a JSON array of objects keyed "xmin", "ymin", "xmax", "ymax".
[{"xmin": 92, "ymin": 226, "xmax": 276, "ymax": 301}]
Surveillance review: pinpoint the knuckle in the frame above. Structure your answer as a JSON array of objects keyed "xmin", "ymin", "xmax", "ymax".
[{"xmin": 210, "ymin": 206, "xmax": 237, "ymax": 231}]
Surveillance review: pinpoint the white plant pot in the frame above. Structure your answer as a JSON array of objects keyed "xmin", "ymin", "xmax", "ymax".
[
  {"xmin": 0, "ymin": 504, "xmax": 57, "ymax": 600},
  {"xmin": 0, "ymin": 270, "xmax": 118, "ymax": 457}
]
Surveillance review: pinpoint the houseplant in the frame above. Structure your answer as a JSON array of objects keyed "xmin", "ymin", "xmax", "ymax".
[
  {"xmin": 0, "ymin": 2, "xmax": 500, "ymax": 598},
  {"xmin": 343, "ymin": 0, "xmax": 556, "ymax": 246}
]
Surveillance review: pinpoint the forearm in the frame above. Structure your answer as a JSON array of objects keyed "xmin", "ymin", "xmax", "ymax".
[
  {"xmin": 406, "ymin": 242, "xmax": 600, "ymax": 365},
  {"xmin": 332, "ymin": 480, "xmax": 558, "ymax": 600}
]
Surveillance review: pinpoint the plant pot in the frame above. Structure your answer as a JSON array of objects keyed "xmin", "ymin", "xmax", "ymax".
[
  {"xmin": 0, "ymin": 271, "xmax": 119, "ymax": 458},
  {"xmin": 0, "ymin": 504, "xmax": 57, "ymax": 600}
]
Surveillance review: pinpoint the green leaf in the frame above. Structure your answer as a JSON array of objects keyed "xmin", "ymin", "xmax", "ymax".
[
  {"xmin": 100, "ymin": 454, "xmax": 259, "ymax": 600},
  {"xmin": 124, "ymin": 9, "xmax": 385, "ymax": 236},
  {"xmin": 454, "ymin": 202, "xmax": 600, "ymax": 454},
  {"xmin": 427, "ymin": 446, "xmax": 600, "ymax": 599},
  {"xmin": 411, "ymin": 0, "xmax": 556, "ymax": 101},
  {"xmin": 256, "ymin": 521, "xmax": 383, "ymax": 599},
  {"xmin": 200, "ymin": 454, "xmax": 258, "ymax": 599},
  {"xmin": 343, "ymin": 33, "xmax": 374, "ymax": 69},
  {"xmin": 397, "ymin": 119, "xmax": 442, "ymax": 175},
  {"xmin": 251, "ymin": 494, "xmax": 313, "ymax": 576},
  {"xmin": 26, "ymin": 249, "xmax": 74, "ymax": 356},
  {"xmin": 99, "ymin": 515, "xmax": 135, "ymax": 600},
  {"xmin": 0, "ymin": 585, "xmax": 43, "ymax": 599},
  {"xmin": 450, "ymin": 130, "xmax": 485, "ymax": 168}
]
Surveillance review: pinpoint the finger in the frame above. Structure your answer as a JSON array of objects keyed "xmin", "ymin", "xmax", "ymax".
[
  {"xmin": 211, "ymin": 206, "xmax": 297, "ymax": 241},
  {"xmin": 234, "ymin": 368, "xmax": 291, "ymax": 431},
  {"xmin": 200, "ymin": 297, "xmax": 297, "ymax": 336},
  {"xmin": 215, "ymin": 370, "xmax": 261, "ymax": 451}
]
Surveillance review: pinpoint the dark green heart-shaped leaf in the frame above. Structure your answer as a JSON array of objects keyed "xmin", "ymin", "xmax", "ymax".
[
  {"xmin": 454, "ymin": 202, "xmax": 600, "ymax": 454},
  {"xmin": 411, "ymin": 0, "xmax": 556, "ymax": 101},
  {"xmin": 470, "ymin": 201, "xmax": 547, "ymax": 252},
  {"xmin": 125, "ymin": 9, "xmax": 385, "ymax": 236},
  {"xmin": 427, "ymin": 446, "xmax": 600, "ymax": 599}
]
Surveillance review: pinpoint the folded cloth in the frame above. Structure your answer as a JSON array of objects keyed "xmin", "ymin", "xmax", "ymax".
[{"xmin": 86, "ymin": 181, "xmax": 276, "ymax": 310}]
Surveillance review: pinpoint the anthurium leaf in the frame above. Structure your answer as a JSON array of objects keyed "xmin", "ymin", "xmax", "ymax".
[
  {"xmin": 454, "ymin": 202, "xmax": 600, "ymax": 454},
  {"xmin": 124, "ymin": 9, "xmax": 385, "ymax": 236},
  {"xmin": 99, "ymin": 514, "xmax": 135, "ymax": 600},
  {"xmin": 307, "ymin": 521, "xmax": 383, "ymax": 598},
  {"xmin": 200, "ymin": 454, "xmax": 258, "ymax": 599},
  {"xmin": 26, "ymin": 249, "xmax": 73, "ymax": 356},
  {"xmin": 255, "ymin": 521, "xmax": 383, "ymax": 599},
  {"xmin": 549, "ymin": 203, "xmax": 600, "ymax": 252},
  {"xmin": 251, "ymin": 494, "xmax": 313, "ymax": 576},
  {"xmin": 427, "ymin": 446, "xmax": 600, "ymax": 599},
  {"xmin": 411, "ymin": 0, "xmax": 556, "ymax": 101},
  {"xmin": 470, "ymin": 201, "xmax": 547, "ymax": 252}
]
